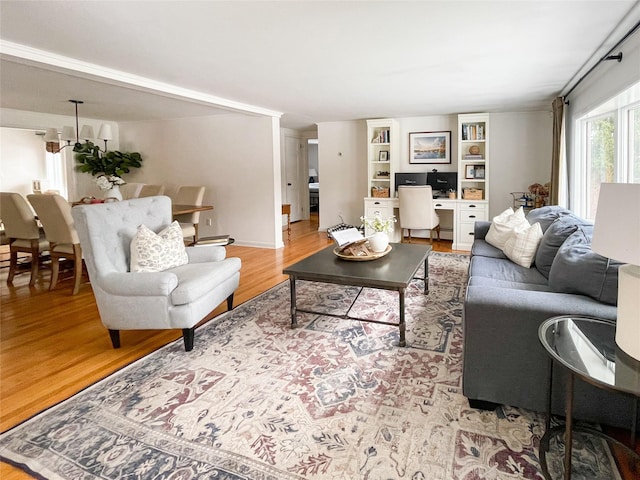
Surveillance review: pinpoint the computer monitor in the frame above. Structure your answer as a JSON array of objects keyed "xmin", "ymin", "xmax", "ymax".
[
  {"xmin": 394, "ymin": 172, "xmax": 428, "ymax": 192},
  {"xmin": 427, "ymin": 172, "xmax": 457, "ymax": 194}
]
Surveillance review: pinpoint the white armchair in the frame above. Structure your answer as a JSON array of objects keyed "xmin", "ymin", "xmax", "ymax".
[{"xmin": 70, "ymin": 196, "xmax": 241, "ymax": 351}]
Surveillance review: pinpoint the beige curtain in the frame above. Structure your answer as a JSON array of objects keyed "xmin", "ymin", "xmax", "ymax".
[{"xmin": 550, "ymin": 97, "xmax": 566, "ymax": 205}]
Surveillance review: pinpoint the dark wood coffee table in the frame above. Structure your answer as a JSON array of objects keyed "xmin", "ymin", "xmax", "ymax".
[{"xmin": 283, "ymin": 243, "xmax": 432, "ymax": 347}]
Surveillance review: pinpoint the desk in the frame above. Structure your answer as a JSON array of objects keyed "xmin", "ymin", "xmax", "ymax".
[
  {"xmin": 364, "ymin": 197, "xmax": 487, "ymax": 250},
  {"xmin": 172, "ymin": 204, "xmax": 213, "ymax": 216},
  {"xmin": 282, "ymin": 204, "xmax": 291, "ymax": 240}
]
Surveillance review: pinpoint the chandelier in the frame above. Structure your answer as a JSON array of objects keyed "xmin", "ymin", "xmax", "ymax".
[{"xmin": 43, "ymin": 99, "xmax": 112, "ymax": 153}]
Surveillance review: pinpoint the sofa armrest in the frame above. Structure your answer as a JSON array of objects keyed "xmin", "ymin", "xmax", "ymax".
[
  {"xmin": 474, "ymin": 221, "xmax": 491, "ymax": 240},
  {"xmin": 100, "ymin": 271, "xmax": 178, "ymax": 296},
  {"xmin": 186, "ymin": 245, "xmax": 226, "ymax": 263}
]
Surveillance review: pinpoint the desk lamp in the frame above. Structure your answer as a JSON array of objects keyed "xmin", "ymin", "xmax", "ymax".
[{"xmin": 591, "ymin": 183, "xmax": 640, "ymax": 361}]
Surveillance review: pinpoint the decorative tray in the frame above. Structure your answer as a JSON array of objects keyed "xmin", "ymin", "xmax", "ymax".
[{"xmin": 333, "ymin": 242, "xmax": 392, "ymax": 261}]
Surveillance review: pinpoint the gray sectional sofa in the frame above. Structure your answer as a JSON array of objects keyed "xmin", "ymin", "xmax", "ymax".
[{"xmin": 463, "ymin": 206, "xmax": 634, "ymax": 428}]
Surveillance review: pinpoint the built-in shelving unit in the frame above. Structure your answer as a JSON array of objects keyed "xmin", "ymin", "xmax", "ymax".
[
  {"xmin": 456, "ymin": 113, "xmax": 490, "ymax": 250},
  {"xmin": 366, "ymin": 118, "xmax": 399, "ymax": 198}
]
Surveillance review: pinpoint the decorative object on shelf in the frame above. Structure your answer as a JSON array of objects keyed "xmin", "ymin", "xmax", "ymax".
[
  {"xmin": 468, "ymin": 145, "xmax": 480, "ymax": 155},
  {"xmin": 371, "ymin": 186, "xmax": 390, "ymax": 198},
  {"xmin": 409, "ymin": 131, "xmax": 451, "ymax": 164},
  {"xmin": 591, "ymin": 182, "xmax": 640, "ymax": 361},
  {"xmin": 375, "ymin": 170, "xmax": 390, "ymax": 179},
  {"xmin": 371, "ymin": 128, "xmax": 390, "ymax": 144},
  {"xmin": 379, "ymin": 150, "xmax": 389, "ymax": 161},
  {"xmin": 465, "ymin": 165, "xmax": 475, "ymax": 179},
  {"xmin": 474, "ymin": 165, "xmax": 485, "ymax": 179},
  {"xmin": 463, "ymin": 188, "xmax": 483, "ymax": 200}
]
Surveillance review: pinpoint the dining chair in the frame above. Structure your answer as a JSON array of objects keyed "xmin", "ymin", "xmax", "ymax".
[
  {"xmin": 398, "ymin": 185, "xmax": 441, "ymax": 243},
  {"xmin": 138, "ymin": 184, "xmax": 165, "ymax": 197},
  {"xmin": 173, "ymin": 186, "xmax": 206, "ymax": 245},
  {"xmin": 120, "ymin": 182, "xmax": 145, "ymax": 200},
  {"xmin": 27, "ymin": 194, "xmax": 83, "ymax": 295},
  {"xmin": 0, "ymin": 192, "xmax": 49, "ymax": 286}
]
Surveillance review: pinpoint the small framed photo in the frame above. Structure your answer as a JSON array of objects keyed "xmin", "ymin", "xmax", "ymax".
[
  {"xmin": 379, "ymin": 150, "xmax": 389, "ymax": 161},
  {"xmin": 465, "ymin": 165, "xmax": 475, "ymax": 179},
  {"xmin": 409, "ymin": 131, "xmax": 451, "ymax": 164},
  {"xmin": 474, "ymin": 165, "xmax": 485, "ymax": 179}
]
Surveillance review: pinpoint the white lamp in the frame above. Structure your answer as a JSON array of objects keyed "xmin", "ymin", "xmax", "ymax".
[
  {"xmin": 97, "ymin": 124, "xmax": 113, "ymax": 151},
  {"xmin": 43, "ymin": 128, "xmax": 59, "ymax": 142},
  {"xmin": 309, "ymin": 168, "xmax": 318, "ymax": 182},
  {"xmin": 79, "ymin": 125, "xmax": 95, "ymax": 141},
  {"xmin": 591, "ymin": 183, "xmax": 640, "ymax": 361}
]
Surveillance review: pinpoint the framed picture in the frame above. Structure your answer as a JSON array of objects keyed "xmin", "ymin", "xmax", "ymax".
[
  {"xmin": 465, "ymin": 165, "xmax": 475, "ymax": 179},
  {"xmin": 474, "ymin": 165, "xmax": 485, "ymax": 179},
  {"xmin": 379, "ymin": 150, "xmax": 389, "ymax": 161},
  {"xmin": 409, "ymin": 131, "xmax": 451, "ymax": 164}
]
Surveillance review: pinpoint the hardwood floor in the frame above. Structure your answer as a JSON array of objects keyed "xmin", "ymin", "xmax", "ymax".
[{"xmin": 0, "ymin": 219, "xmax": 454, "ymax": 479}]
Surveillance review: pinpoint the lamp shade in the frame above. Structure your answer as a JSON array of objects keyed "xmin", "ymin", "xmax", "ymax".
[
  {"xmin": 61, "ymin": 126, "xmax": 76, "ymax": 142},
  {"xmin": 79, "ymin": 125, "xmax": 94, "ymax": 140},
  {"xmin": 309, "ymin": 168, "xmax": 318, "ymax": 178},
  {"xmin": 43, "ymin": 128, "xmax": 59, "ymax": 142},
  {"xmin": 591, "ymin": 183, "xmax": 640, "ymax": 265},
  {"xmin": 98, "ymin": 124, "xmax": 113, "ymax": 141}
]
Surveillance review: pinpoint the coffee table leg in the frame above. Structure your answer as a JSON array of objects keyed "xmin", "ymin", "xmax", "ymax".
[
  {"xmin": 424, "ymin": 256, "xmax": 429, "ymax": 294},
  {"xmin": 564, "ymin": 372, "xmax": 574, "ymax": 480},
  {"xmin": 289, "ymin": 276, "xmax": 298, "ymax": 328},
  {"xmin": 399, "ymin": 288, "xmax": 406, "ymax": 347}
]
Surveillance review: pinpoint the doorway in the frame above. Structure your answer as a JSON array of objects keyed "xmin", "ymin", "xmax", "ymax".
[{"xmin": 308, "ymin": 138, "xmax": 318, "ymax": 220}]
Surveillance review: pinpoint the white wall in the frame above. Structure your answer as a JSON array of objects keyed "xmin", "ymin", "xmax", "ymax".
[
  {"xmin": 0, "ymin": 128, "xmax": 46, "ymax": 197},
  {"xmin": 120, "ymin": 113, "xmax": 282, "ymax": 248},
  {"xmin": 317, "ymin": 121, "xmax": 367, "ymax": 230}
]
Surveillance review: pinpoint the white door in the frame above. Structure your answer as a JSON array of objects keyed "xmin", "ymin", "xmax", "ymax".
[{"xmin": 283, "ymin": 134, "xmax": 302, "ymax": 222}]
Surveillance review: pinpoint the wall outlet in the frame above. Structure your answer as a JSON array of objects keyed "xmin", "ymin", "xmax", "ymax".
[{"xmin": 206, "ymin": 218, "xmax": 212, "ymax": 226}]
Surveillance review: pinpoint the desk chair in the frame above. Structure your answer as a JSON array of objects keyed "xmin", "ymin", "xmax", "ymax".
[
  {"xmin": 0, "ymin": 192, "xmax": 49, "ymax": 286},
  {"xmin": 138, "ymin": 184, "xmax": 165, "ymax": 197},
  {"xmin": 174, "ymin": 186, "xmax": 206, "ymax": 245},
  {"xmin": 27, "ymin": 194, "xmax": 83, "ymax": 294},
  {"xmin": 398, "ymin": 185, "xmax": 441, "ymax": 243}
]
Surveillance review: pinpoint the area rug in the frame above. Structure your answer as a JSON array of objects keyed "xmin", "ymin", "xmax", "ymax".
[{"xmin": 1, "ymin": 252, "xmax": 620, "ymax": 479}]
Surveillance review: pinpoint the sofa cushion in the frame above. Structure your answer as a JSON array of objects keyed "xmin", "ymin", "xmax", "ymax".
[
  {"xmin": 468, "ymin": 275, "xmax": 552, "ymax": 292},
  {"xmin": 130, "ymin": 221, "xmax": 189, "ymax": 273},
  {"xmin": 469, "ymin": 255, "xmax": 549, "ymax": 285},
  {"xmin": 535, "ymin": 215, "xmax": 592, "ymax": 278},
  {"xmin": 471, "ymin": 239, "xmax": 507, "ymax": 259},
  {"xmin": 486, "ymin": 207, "xmax": 528, "ymax": 250},
  {"xmin": 526, "ymin": 206, "xmax": 573, "ymax": 233},
  {"xmin": 503, "ymin": 222, "xmax": 543, "ymax": 268},
  {"xmin": 548, "ymin": 226, "xmax": 621, "ymax": 305}
]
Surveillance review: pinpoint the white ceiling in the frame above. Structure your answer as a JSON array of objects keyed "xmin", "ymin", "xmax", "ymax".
[{"xmin": 1, "ymin": 1, "xmax": 639, "ymax": 130}]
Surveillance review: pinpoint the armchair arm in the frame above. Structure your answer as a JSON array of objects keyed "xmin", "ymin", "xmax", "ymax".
[
  {"xmin": 100, "ymin": 271, "xmax": 178, "ymax": 296},
  {"xmin": 186, "ymin": 245, "xmax": 226, "ymax": 263}
]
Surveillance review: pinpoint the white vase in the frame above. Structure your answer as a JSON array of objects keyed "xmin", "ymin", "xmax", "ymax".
[
  {"xmin": 369, "ymin": 232, "xmax": 389, "ymax": 253},
  {"xmin": 104, "ymin": 184, "xmax": 122, "ymax": 201}
]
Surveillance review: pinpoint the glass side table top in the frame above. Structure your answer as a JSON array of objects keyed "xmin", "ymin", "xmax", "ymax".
[{"xmin": 539, "ymin": 316, "xmax": 640, "ymax": 398}]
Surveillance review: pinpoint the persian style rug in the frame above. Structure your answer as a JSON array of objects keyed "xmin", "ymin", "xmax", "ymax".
[{"xmin": 1, "ymin": 252, "xmax": 620, "ymax": 479}]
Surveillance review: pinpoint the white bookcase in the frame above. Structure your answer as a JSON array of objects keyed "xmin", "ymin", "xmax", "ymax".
[{"xmin": 456, "ymin": 113, "xmax": 490, "ymax": 250}]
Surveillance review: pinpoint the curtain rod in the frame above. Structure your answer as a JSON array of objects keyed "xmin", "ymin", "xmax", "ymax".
[{"xmin": 564, "ymin": 19, "xmax": 640, "ymax": 103}]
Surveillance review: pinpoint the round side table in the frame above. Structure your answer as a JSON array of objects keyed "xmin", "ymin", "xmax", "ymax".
[{"xmin": 538, "ymin": 315, "xmax": 640, "ymax": 480}]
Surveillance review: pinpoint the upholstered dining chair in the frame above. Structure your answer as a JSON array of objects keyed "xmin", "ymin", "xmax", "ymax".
[
  {"xmin": 173, "ymin": 185, "xmax": 206, "ymax": 245},
  {"xmin": 138, "ymin": 184, "xmax": 165, "ymax": 197},
  {"xmin": 0, "ymin": 192, "xmax": 49, "ymax": 286},
  {"xmin": 119, "ymin": 182, "xmax": 145, "ymax": 200},
  {"xmin": 71, "ymin": 196, "xmax": 241, "ymax": 351},
  {"xmin": 27, "ymin": 194, "xmax": 83, "ymax": 294},
  {"xmin": 398, "ymin": 185, "xmax": 441, "ymax": 243}
]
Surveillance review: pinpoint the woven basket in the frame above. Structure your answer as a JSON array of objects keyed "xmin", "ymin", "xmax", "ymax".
[
  {"xmin": 371, "ymin": 187, "xmax": 390, "ymax": 198},
  {"xmin": 463, "ymin": 188, "xmax": 483, "ymax": 200}
]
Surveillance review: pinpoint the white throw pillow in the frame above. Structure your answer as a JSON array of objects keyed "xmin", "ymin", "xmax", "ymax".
[
  {"xmin": 485, "ymin": 207, "xmax": 528, "ymax": 250},
  {"xmin": 130, "ymin": 221, "xmax": 188, "ymax": 272},
  {"xmin": 503, "ymin": 222, "xmax": 544, "ymax": 268}
]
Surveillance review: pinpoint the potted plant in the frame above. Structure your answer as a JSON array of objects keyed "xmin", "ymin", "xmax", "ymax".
[
  {"xmin": 75, "ymin": 141, "xmax": 143, "ymax": 199},
  {"xmin": 360, "ymin": 213, "xmax": 396, "ymax": 252}
]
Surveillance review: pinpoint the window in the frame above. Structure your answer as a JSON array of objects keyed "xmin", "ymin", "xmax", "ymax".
[{"xmin": 573, "ymin": 81, "xmax": 640, "ymax": 219}]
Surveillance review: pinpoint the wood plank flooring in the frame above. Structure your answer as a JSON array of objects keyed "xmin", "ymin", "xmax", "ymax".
[{"xmin": 0, "ymin": 219, "xmax": 453, "ymax": 479}]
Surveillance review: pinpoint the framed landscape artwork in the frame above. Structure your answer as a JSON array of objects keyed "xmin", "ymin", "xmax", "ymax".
[{"xmin": 409, "ymin": 131, "xmax": 451, "ymax": 164}]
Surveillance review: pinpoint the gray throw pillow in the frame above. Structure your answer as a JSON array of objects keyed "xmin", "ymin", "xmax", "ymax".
[
  {"xmin": 525, "ymin": 206, "xmax": 573, "ymax": 233},
  {"xmin": 535, "ymin": 215, "xmax": 591, "ymax": 278},
  {"xmin": 548, "ymin": 226, "xmax": 621, "ymax": 305}
]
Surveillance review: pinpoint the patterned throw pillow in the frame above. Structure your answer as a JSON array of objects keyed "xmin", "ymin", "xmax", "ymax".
[{"xmin": 130, "ymin": 221, "xmax": 188, "ymax": 272}]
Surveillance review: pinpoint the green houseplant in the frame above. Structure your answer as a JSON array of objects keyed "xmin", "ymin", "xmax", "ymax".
[{"xmin": 75, "ymin": 141, "xmax": 143, "ymax": 192}]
